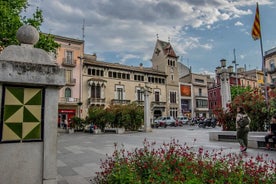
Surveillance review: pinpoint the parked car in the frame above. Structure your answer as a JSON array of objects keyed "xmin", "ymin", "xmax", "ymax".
[
  {"xmin": 152, "ymin": 117, "xmax": 163, "ymax": 128},
  {"xmin": 198, "ymin": 117, "xmax": 217, "ymax": 128},
  {"xmin": 177, "ymin": 116, "xmax": 189, "ymax": 126},
  {"xmin": 158, "ymin": 116, "xmax": 178, "ymax": 127}
]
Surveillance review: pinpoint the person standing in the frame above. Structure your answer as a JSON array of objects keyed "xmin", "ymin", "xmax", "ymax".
[
  {"xmin": 64, "ymin": 119, "xmax": 68, "ymax": 129},
  {"xmin": 236, "ymin": 106, "xmax": 250, "ymax": 152},
  {"xmin": 265, "ymin": 114, "xmax": 276, "ymax": 150}
]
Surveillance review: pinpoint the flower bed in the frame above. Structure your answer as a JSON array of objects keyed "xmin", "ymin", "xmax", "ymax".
[{"xmin": 94, "ymin": 139, "xmax": 276, "ymax": 184}]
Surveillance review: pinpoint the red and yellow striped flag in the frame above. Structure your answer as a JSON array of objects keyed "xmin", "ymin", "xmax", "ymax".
[{"xmin": 251, "ymin": 3, "xmax": 261, "ymax": 40}]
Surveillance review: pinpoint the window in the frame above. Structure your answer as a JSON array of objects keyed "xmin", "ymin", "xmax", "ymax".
[
  {"xmin": 170, "ymin": 108, "xmax": 178, "ymax": 118},
  {"xmin": 170, "ymin": 91, "xmax": 177, "ymax": 103},
  {"xmin": 270, "ymin": 60, "xmax": 275, "ymax": 71},
  {"xmin": 65, "ymin": 88, "xmax": 71, "ymax": 97},
  {"xmin": 171, "ymin": 75, "xmax": 174, "ymax": 80},
  {"xmin": 137, "ymin": 89, "xmax": 143, "ymax": 101},
  {"xmin": 195, "ymin": 79, "xmax": 204, "ymax": 83},
  {"xmin": 199, "ymin": 88, "xmax": 202, "ymax": 96},
  {"xmin": 91, "ymin": 83, "xmax": 101, "ymax": 98},
  {"xmin": 155, "ymin": 91, "xmax": 160, "ymax": 102},
  {"xmin": 66, "ymin": 50, "xmax": 73, "ymax": 64},
  {"xmin": 117, "ymin": 88, "xmax": 123, "ymax": 100},
  {"xmin": 196, "ymin": 99, "xmax": 208, "ymax": 108},
  {"xmin": 65, "ymin": 70, "xmax": 73, "ymax": 83},
  {"xmin": 88, "ymin": 68, "xmax": 92, "ymax": 75}
]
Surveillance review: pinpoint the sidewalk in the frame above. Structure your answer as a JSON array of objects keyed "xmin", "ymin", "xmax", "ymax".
[{"xmin": 57, "ymin": 126, "xmax": 276, "ymax": 184}]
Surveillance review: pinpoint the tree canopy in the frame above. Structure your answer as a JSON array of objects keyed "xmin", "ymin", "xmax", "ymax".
[{"xmin": 0, "ymin": 0, "xmax": 59, "ymax": 53}]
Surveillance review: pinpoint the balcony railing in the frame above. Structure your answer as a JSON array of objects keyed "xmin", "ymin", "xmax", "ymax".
[
  {"xmin": 194, "ymin": 95, "xmax": 208, "ymax": 98},
  {"xmin": 62, "ymin": 58, "xmax": 77, "ymax": 67},
  {"xmin": 59, "ymin": 97, "xmax": 79, "ymax": 103},
  {"xmin": 134, "ymin": 100, "xmax": 144, "ymax": 106},
  {"xmin": 66, "ymin": 78, "xmax": 76, "ymax": 86},
  {"xmin": 111, "ymin": 99, "xmax": 131, "ymax": 105},
  {"xmin": 151, "ymin": 101, "xmax": 166, "ymax": 107},
  {"xmin": 88, "ymin": 98, "xmax": 106, "ymax": 105}
]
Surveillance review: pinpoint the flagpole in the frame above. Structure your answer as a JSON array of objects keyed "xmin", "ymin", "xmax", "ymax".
[{"xmin": 260, "ymin": 34, "xmax": 269, "ymax": 108}]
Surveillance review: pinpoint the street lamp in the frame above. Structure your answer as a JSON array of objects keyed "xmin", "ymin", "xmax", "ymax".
[
  {"xmin": 216, "ymin": 59, "xmax": 232, "ymax": 110},
  {"xmin": 77, "ymin": 56, "xmax": 84, "ymax": 118},
  {"xmin": 232, "ymin": 49, "xmax": 239, "ymax": 86}
]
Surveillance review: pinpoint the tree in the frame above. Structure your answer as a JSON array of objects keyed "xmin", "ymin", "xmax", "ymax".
[
  {"xmin": 230, "ymin": 85, "xmax": 252, "ymax": 101},
  {"xmin": 0, "ymin": 0, "xmax": 59, "ymax": 53}
]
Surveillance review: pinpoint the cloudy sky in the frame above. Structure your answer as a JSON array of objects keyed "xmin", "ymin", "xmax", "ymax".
[{"xmin": 26, "ymin": 0, "xmax": 276, "ymax": 76}]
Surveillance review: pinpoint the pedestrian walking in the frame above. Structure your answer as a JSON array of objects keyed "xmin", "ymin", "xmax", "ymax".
[
  {"xmin": 236, "ymin": 106, "xmax": 250, "ymax": 152},
  {"xmin": 64, "ymin": 119, "xmax": 68, "ymax": 129}
]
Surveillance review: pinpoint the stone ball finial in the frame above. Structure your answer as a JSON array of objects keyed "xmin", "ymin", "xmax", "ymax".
[{"xmin": 16, "ymin": 25, "xmax": 39, "ymax": 45}]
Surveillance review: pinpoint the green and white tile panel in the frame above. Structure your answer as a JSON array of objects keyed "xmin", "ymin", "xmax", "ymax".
[{"xmin": 1, "ymin": 86, "xmax": 43, "ymax": 142}]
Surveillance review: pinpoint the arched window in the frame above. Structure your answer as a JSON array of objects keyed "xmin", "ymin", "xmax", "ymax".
[
  {"xmin": 65, "ymin": 88, "xmax": 71, "ymax": 97},
  {"xmin": 91, "ymin": 83, "xmax": 101, "ymax": 98}
]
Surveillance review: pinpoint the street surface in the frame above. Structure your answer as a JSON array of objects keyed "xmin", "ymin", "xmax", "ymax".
[{"xmin": 57, "ymin": 126, "xmax": 276, "ymax": 184}]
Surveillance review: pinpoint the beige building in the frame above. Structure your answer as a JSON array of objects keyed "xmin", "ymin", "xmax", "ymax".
[
  {"xmin": 54, "ymin": 35, "xmax": 84, "ymax": 126},
  {"xmin": 81, "ymin": 39, "xmax": 180, "ymax": 121},
  {"xmin": 238, "ymin": 68, "xmax": 263, "ymax": 88},
  {"xmin": 180, "ymin": 73, "xmax": 209, "ymax": 118},
  {"xmin": 265, "ymin": 47, "xmax": 276, "ymax": 85}
]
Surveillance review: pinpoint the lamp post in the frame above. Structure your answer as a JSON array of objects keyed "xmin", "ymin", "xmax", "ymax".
[
  {"xmin": 216, "ymin": 59, "xmax": 232, "ymax": 110},
  {"xmin": 77, "ymin": 56, "xmax": 84, "ymax": 118},
  {"xmin": 232, "ymin": 49, "xmax": 239, "ymax": 86}
]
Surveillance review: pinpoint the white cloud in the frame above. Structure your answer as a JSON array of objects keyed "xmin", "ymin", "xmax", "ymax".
[
  {"xmin": 24, "ymin": 0, "xmax": 275, "ymax": 73},
  {"xmin": 235, "ymin": 21, "xmax": 244, "ymax": 26}
]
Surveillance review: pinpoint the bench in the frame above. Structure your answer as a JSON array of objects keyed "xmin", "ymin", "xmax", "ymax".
[
  {"xmin": 209, "ymin": 131, "xmax": 275, "ymax": 149},
  {"xmin": 249, "ymin": 135, "xmax": 274, "ymax": 148},
  {"xmin": 104, "ymin": 128, "xmax": 125, "ymax": 134}
]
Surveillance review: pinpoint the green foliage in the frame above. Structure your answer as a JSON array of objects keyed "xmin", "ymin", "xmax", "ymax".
[
  {"xmin": 87, "ymin": 104, "xmax": 144, "ymax": 131},
  {"xmin": 0, "ymin": 0, "xmax": 59, "ymax": 53},
  {"xmin": 35, "ymin": 33, "xmax": 60, "ymax": 54},
  {"xmin": 121, "ymin": 103, "xmax": 143, "ymax": 130},
  {"xmin": 230, "ymin": 85, "xmax": 252, "ymax": 101},
  {"xmin": 215, "ymin": 88, "xmax": 269, "ymax": 131},
  {"xmin": 87, "ymin": 106, "xmax": 107, "ymax": 131},
  {"xmin": 94, "ymin": 139, "xmax": 276, "ymax": 183},
  {"xmin": 70, "ymin": 116, "xmax": 84, "ymax": 130}
]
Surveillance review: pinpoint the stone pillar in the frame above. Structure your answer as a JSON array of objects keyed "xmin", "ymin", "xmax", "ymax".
[
  {"xmin": 143, "ymin": 86, "xmax": 152, "ymax": 132},
  {"xmin": 0, "ymin": 25, "xmax": 65, "ymax": 184},
  {"xmin": 217, "ymin": 59, "xmax": 231, "ymax": 110}
]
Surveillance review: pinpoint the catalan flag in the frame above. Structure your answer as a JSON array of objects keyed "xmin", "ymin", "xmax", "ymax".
[{"xmin": 251, "ymin": 3, "xmax": 261, "ymax": 40}]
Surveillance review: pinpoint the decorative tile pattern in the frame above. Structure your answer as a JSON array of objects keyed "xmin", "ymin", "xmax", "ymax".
[{"xmin": 1, "ymin": 86, "xmax": 43, "ymax": 142}]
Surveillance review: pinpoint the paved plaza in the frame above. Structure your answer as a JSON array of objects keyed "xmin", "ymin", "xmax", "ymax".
[{"xmin": 57, "ymin": 126, "xmax": 276, "ymax": 184}]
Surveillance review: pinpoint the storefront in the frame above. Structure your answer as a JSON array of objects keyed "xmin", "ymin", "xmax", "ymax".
[{"xmin": 58, "ymin": 109, "xmax": 76, "ymax": 127}]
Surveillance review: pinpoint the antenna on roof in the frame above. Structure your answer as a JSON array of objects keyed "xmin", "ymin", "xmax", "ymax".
[
  {"xmin": 156, "ymin": 33, "xmax": 159, "ymax": 40},
  {"xmin": 82, "ymin": 19, "xmax": 85, "ymax": 41},
  {"xmin": 168, "ymin": 36, "xmax": 170, "ymax": 43}
]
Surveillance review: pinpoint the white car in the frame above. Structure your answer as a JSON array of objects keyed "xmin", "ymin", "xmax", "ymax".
[{"xmin": 177, "ymin": 116, "xmax": 189, "ymax": 125}]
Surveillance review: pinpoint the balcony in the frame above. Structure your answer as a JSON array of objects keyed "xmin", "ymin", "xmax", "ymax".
[
  {"xmin": 66, "ymin": 78, "xmax": 76, "ymax": 86},
  {"xmin": 194, "ymin": 95, "xmax": 208, "ymax": 99},
  {"xmin": 62, "ymin": 58, "xmax": 77, "ymax": 67},
  {"xmin": 111, "ymin": 99, "xmax": 131, "ymax": 105},
  {"xmin": 151, "ymin": 101, "xmax": 166, "ymax": 110},
  {"xmin": 59, "ymin": 97, "xmax": 79, "ymax": 104},
  {"xmin": 88, "ymin": 98, "xmax": 106, "ymax": 106},
  {"xmin": 134, "ymin": 100, "xmax": 144, "ymax": 106}
]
